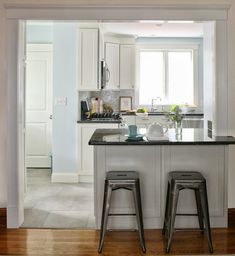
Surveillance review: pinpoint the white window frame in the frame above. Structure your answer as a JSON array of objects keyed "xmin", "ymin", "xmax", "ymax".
[{"xmin": 136, "ymin": 43, "xmax": 199, "ymax": 108}]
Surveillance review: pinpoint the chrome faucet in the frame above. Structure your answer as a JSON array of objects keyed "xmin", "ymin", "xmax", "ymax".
[{"xmin": 151, "ymin": 97, "xmax": 162, "ymax": 112}]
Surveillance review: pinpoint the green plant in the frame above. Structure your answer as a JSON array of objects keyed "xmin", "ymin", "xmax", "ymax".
[
  {"xmin": 137, "ymin": 107, "xmax": 148, "ymax": 113},
  {"xmin": 165, "ymin": 105, "xmax": 184, "ymax": 124}
]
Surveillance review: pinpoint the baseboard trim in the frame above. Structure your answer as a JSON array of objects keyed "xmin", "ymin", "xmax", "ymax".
[
  {"xmin": 228, "ymin": 208, "xmax": 235, "ymax": 228},
  {"xmin": 51, "ymin": 173, "xmax": 79, "ymax": 183},
  {"xmin": 0, "ymin": 208, "xmax": 7, "ymax": 229},
  {"xmin": 1, "ymin": 207, "xmax": 235, "ymax": 229},
  {"xmin": 79, "ymin": 174, "xmax": 93, "ymax": 183}
]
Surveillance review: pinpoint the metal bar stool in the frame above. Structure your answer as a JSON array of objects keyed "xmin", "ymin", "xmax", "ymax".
[
  {"xmin": 162, "ymin": 171, "xmax": 213, "ymax": 253},
  {"xmin": 98, "ymin": 171, "xmax": 146, "ymax": 253}
]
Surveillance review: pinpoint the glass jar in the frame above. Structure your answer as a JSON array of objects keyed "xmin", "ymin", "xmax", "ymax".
[{"xmin": 174, "ymin": 121, "xmax": 182, "ymax": 135}]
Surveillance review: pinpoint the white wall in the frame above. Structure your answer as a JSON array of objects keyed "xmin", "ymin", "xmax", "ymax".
[
  {"xmin": 203, "ymin": 22, "xmax": 216, "ymax": 132},
  {"xmin": 26, "ymin": 22, "xmax": 78, "ymax": 176},
  {"xmin": 26, "ymin": 23, "xmax": 53, "ymax": 43},
  {"xmin": 0, "ymin": 3, "xmax": 7, "ymax": 207},
  {"xmin": 227, "ymin": 3, "xmax": 235, "ymax": 208},
  {"xmin": 52, "ymin": 22, "xmax": 78, "ymax": 174},
  {"xmin": 0, "ymin": 0, "xmax": 235, "ymax": 208}
]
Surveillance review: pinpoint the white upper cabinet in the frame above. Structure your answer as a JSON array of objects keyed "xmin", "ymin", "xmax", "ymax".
[
  {"xmin": 105, "ymin": 42, "xmax": 120, "ymax": 90},
  {"xmin": 78, "ymin": 28, "xmax": 99, "ymax": 90},
  {"xmin": 120, "ymin": 44, "xmax": 135, "ymax": 89}
]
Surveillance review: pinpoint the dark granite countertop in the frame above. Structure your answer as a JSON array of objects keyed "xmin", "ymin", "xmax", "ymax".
[
  {"xmin": 77, "ymin": 120, "xmax": 121, "ymax": 124},
  {"xmin": 122, "ymin": 112, "xmax": 204, "ymax": 117},
  {"xmin": 89, "ymin": 128, "xmax": 235, "ymax": 145}
]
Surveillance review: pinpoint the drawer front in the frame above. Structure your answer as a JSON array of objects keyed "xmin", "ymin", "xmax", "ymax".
[
  {"xmin": 136, "ymin": 116, "xmax": 166, "ymax": 125},
  {"xmin": 136, "ymin": 116, "xmax": 152, "ymax": 125}
]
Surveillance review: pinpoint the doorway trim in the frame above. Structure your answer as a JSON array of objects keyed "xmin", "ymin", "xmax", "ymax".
[{"xmin": 5, "ymin": 3, "xmax": 230, "ymax": 228}]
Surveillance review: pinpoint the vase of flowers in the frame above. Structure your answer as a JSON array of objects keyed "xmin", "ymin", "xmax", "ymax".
[{"xmin": 165, "ymin": 105, "xmax": 184, "ymax": 135}]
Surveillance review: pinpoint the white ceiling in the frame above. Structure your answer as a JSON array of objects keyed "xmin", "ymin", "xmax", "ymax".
[
  {"xmin": 28, "ymin": 20, "xmax": 204, "ymax": 38},
  {"xmin": 100, "ymin": 21, "xmax": 204, "ymax": 38}
]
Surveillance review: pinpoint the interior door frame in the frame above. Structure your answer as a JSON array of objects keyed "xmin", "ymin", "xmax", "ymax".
[{"xmin": 5, "ymin": 3, "xmax": 229, "ymax": 228}]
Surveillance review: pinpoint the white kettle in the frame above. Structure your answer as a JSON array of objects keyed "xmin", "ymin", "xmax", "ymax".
[{"xmin": 146, "ymin": 122, "xmax": 168, "ymax": 138}]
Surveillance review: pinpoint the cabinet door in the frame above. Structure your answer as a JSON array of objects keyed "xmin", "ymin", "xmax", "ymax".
[
  {"xmin": 78, "ymin": 123, "xmax": 118, "ymax": 182},
  {"xmin": 81, "ymin": 127, "xmax": 96, "ymax": 174},
  {"xmin": 136, "ymin": 115, "xmax": 167, "ymax": 128},
  {"xmin": 105, "ymin": 42, "xmax": 120, "ymax": 90},
  {"xmin": 120, "ymin": 44, "xmax": 135, "ymax": 89},
  {"xmin": 136, "ymin": 116, "xmax": 152, "ymax": 128},
  {"xmin": 149, "ymin": 116, "xmax": 167, "ymax": 124},
  {"xmin": 78, "ymin": 28, "xmax": 98, "ymax": 90},
  {"xmin": 122, "ymin": 115, "xmax": 136, "ymax": 125}
]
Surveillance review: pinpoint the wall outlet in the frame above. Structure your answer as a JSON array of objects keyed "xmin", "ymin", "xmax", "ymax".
[
  {"xmin": 207, "ymin": 120, "xmax": 212, "ymax": 130},
  {"xmin": 207, "ymin": 120, "xmax": 213, "ymax": 138},
  {"xmin": 55, "ymin": 96, "xmax": 67, "ymax": 106}
]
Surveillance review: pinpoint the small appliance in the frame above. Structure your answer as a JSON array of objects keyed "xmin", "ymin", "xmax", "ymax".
[{"xmin": 81, "ymin": 100, "xmax": 90, "ymax": 120}]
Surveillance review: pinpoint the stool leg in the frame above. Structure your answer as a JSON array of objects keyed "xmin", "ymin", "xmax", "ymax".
[
  {"xmin": 199, "ymin": 182, "xmax": 213, "ymax": 253},
  {"xmin": 194, "ymin": 188, "xmax": 204, "ymax": 233},
  {"xmin": 166, "ymin": 183, "xmax": 179, "ymax": 253},
  {"xmin": 133, "ymin": 180, "xmax": 146, "ymax": 253},
  {"xmin": 98, "ymin": 182, "xmax": 112, "ymax": 253},
  {"xmin": 162, "ymin": 181, "xmax": 170, "ymax": 235}
]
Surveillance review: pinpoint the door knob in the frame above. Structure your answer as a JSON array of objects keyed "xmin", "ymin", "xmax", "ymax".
[{"xmin": 49, "ymin": 115, "xmax": 53, "ymax": 120}]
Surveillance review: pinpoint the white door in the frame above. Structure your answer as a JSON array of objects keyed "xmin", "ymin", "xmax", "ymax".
[
  {"xmin": 105, "ymin": 42, "xmax": 120, "ymax": 89},
  {"xmin": 120, "ymin": 44, "xmax": 135, "ymax": 89},
  {"xmin": 25, "ymin": 44, "xmax": 53, "ymax": 168}
]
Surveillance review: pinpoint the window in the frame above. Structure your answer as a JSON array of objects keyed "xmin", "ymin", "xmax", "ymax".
[{"xmin": 138, "ymin": 45, "xmax": 198, "ymax": 106}]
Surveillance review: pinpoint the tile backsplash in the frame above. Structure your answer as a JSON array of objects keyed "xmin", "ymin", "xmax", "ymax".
[{"xmin": 79, "ymin": 90, "xmax": 135, "ymax": 112}]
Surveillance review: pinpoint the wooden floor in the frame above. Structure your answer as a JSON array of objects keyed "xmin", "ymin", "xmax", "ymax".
[{"xmin": 0, "ymin": 228, "xmax": 235, "ymax": 255}]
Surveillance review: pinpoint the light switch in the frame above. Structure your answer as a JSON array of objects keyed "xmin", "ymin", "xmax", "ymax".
[{"xmin": 55, "ymin": 96, "xmax": 67, "ymax": 106}]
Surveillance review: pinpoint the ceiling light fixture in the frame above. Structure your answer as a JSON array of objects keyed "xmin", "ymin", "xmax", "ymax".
[
  {"xmin": 139, "ymin": 20, "xmax": 165, "ymax": 24},
  {"xmin": 167, "ymin": 20, "xmax": 194, "ymax": 24}
]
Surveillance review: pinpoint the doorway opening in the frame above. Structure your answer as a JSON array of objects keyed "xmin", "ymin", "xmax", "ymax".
[
  {"xmin": 20, "ymin": 19, "xmax": 215, "ymax": 228},
  {"xmin": 5, "ymin": 4, "xmax": 227, "ymax": 229}
]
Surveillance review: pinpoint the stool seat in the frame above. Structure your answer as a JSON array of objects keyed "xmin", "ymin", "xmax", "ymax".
[
  {"xmin": 106, "ymin": 171, "xmax": 139, "ymax": 181},
  {"xmin": 98, "ymin": 171, "xmax": 146, "ymax": 253},
  {"xmin": 162, "ymin": 171, "xmax": 213, "ymax": 253},
  {"xmin": 168, "ymin": 171, "xmax": 205, "ymax": 183}
]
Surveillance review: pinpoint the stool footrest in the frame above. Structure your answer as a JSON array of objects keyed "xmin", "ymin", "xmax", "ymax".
[
  {"xmin": 175, "ymin": 228, "xmax": 204, "ymax": 232},
  {"xmin": 108, "ymin": 213, "xmax": 136, "ymax": 216},
  {"xmin": 176, "ymin": 213, "xmax": 198, "ymax": 216}
]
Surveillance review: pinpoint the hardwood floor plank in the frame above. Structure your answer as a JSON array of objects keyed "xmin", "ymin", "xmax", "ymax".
[
  {"xmin": 228, "ymin": 208, "xmax": 235, "ymax": 228},
  {"xmin": 0, "ymin": 228, "xmax": 235, "ymax": 255},
  {"xmin": 0, "ymin": 208, "xmax": 7, "ymax": 229}
]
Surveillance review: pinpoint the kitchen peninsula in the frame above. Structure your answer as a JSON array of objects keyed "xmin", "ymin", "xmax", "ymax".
[{"xmin": 89, "ymin": 128, "xmax": 235, "ymax": 230}]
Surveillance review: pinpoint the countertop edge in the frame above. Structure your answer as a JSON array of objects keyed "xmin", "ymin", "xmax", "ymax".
[
  {"xmin": 77, "ymin": 120, "xmax": 121, "ymax": 124},
  {"xmin": 88, "ymin": 128, "xmax": 235, "ymax": 146}
]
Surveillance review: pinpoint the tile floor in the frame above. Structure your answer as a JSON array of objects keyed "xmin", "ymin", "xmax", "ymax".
[{"xmin": 21, "ymin": 169, "xmax": 95, "ymax": 228}]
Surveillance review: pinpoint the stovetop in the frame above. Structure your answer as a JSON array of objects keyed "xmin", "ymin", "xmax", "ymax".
[
  {"xmin": 78, "ymin": 112, "xmax": 122, "ymax": 123},
  {"xmin": 89, "ymin": 112, "xmax": 121, "ymax": 121}
]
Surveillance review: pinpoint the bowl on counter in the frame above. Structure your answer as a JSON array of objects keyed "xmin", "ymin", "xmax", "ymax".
[{"xmin": 136, "ymin": 112, "xmax": 148, "ymax": 117}]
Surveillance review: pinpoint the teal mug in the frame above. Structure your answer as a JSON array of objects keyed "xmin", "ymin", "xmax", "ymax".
[{"xmin": 128, "ymin": 125, "xmax": 137, "ymax": 137}]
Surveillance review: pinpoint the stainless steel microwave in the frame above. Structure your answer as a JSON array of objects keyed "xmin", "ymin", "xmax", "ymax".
[{"xmin": 101, "ymin": 60, "xmax": 110, "ymax": 89}]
